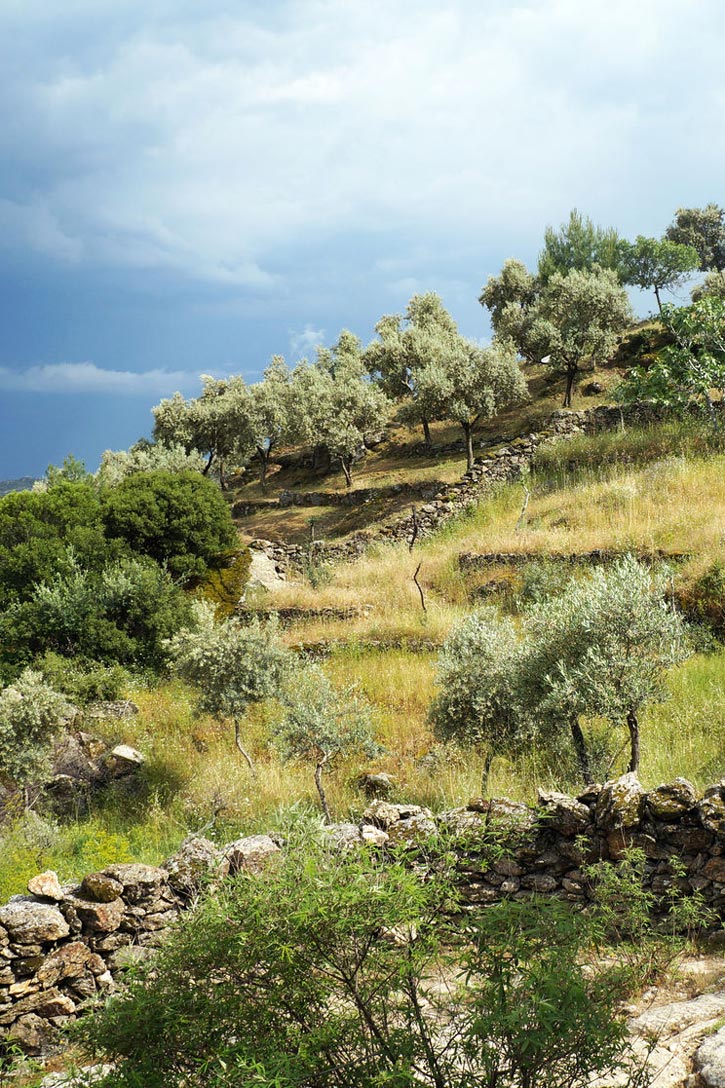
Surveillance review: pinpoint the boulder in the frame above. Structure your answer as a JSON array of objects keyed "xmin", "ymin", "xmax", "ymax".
[
  {"xmin": 62, "ymin": 892, "xmax": 124, "ymax": 934},
  {"xmin": 595, "ymin": 773, "xmax": 646, "ymax": 831},
  {"xmin": 27, "ymin": 871, "xmax": 63, "ymax": 902},
  {"xmin": 6, "ymin": 1012, "xmax": 57, "ymax": 1055},
  {"xmin": 84, "ymin": 700, "xmax": 139, "ymax": 721},
  {"xmin": 700, "ymin": 787, "xmax": 725, "ymax": 834},
  {"xmin": 537, "ymin": 790, "xmax": 591, "ymax": 837},
  {"xmin": 36, "ymin": 942, "xmax": 95, "ymax": 986},
  {"xmin": 647, "ymin": 778, "xmax": 698, "ymax": 819},
  {"xmin": 324, "ymin": 823, "xmax": 365, "ymax": 849},
  {"xmin": 386, "ymin": 813, "xmax": 438, "ymax": 845},
  {"xmin": 0, "ymin": 901, "xmax": 70, "ymax": 944},
  {"xmin": 357, "ymin": 772, "xmax": 395, "ymax": 799},
  {"xmin": 0, "ymin": 986, "xmax": 75, "ymax": 1025},
  {"xmin": 221, "ymin": 835, "xmax": 281, "ymax": 876}
]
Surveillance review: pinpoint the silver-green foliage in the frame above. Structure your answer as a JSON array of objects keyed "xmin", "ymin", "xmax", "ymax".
[
  {"xmin": 522, "ymin": 557, "xmax": 688, "ymax": 775},
  {"xmin": 529, "ymin": 266, "xmax": 633, "ymax": 406},
  {"xmin": 274, "ymin": 664, "xmax": 382, "ymax": 821},
  {"xmin": 97, "ymin": 442, "xmax": 206, "ymax": 488},
  {"xmin": 430, "ymin": 608, "xmax": 525, "ymax": 780},
  {"xmin": 432, "ymin": 558, "xmax": 689, "ymax": 785},
  {"xmin": 166, "ymin": 602, "xmax": 291, "ymax": 771},
  {"xmin": 290, "ymin": 330, "xmax": 391, "ymax": 486},
  {"xmin": 0, "ymin": 670, "xmax": 70, "ymax": 786}
]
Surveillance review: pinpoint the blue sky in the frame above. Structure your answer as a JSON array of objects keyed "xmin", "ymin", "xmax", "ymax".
[{"xmin": 1, "ymin": 0, "xmax": 724, "ymax": 477}]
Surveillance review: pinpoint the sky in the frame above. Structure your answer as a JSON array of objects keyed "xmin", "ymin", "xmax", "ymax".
[{"xmin": 1, "ymin": 0, "xmax": 724, "ymax": 477}]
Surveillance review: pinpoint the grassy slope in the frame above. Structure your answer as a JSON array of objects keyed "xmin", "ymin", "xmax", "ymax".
[{"xmin": 2, "ymin": 365, "xmax": 724, "ymax": 899}]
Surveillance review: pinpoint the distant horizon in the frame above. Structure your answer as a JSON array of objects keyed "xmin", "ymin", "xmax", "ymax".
[{"xmin": 1, "ymin": 0, "xmax": 723, "ymax": 476}]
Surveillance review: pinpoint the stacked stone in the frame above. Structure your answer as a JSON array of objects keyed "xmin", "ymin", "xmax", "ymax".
[
  {"xmin": 0, "ymin": 834, "xmax": 281, "ymax": 1055},
  {"xmin": 6, "ymin": 775, "xmax": 725, "ymax": 1056},
  {"xmin": 246, "ymin": 402, "xmax": 657, "ymax": 574}
]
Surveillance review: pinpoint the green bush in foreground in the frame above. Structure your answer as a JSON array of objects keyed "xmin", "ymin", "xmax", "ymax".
[{"xmin": 78, "ymin": 843, "xmax": 633, "ymax": 1088}]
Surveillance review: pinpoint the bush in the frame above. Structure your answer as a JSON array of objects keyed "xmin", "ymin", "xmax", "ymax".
[
  {"xmin": 677, "ymin": 563, "xmax": 725, "ymax": 642},
  {"xmin": 35, "ymin": 652, "xmax": 130, "ymax": 706},
  {"xmin": 193, "ymin": 549, "xmax": 252, "ymax": 619},
  {"xmin": 77, "ymin": 843, "xmax": 632, "ymax": 1088},
  {"xmin": 0, "ymin": 670, "xmax": 70, "ymax": 788},
  {"xmin": 102, "ymin": 470, "xmax": 238, "ymax": 582},
  {"xmin": 0, "ymin": 557, "xmax": 195, "ymax": 673}
]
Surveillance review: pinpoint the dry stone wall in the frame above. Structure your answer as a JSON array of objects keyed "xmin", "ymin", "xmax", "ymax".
[
  {"xmin": 245, "ymin": 403, "xmax": 670, "ymax": 576},
  {"xmin": 4, "ymin": 772, "xmax": 725, "ymax": 1055}
]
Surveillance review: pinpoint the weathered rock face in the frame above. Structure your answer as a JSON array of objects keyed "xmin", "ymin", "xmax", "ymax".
[
  {"xmin": 647, "ymin": 778, "xmax": 698, "ymax": 819},
  {"xmin": 221, "ymin": 835, "xmax": 281, "ymax": 876},
  {"xmin": 0, "ymin": 901, "xmax": 70, "ymax": 945}
]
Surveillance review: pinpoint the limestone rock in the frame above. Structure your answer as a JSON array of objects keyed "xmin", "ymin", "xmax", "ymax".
[
  {"xmin": 324, "ymin": 823, "xmax": 365, "ymax": 849},
  {"xmin": 697, "ymin": 1026, "xmax": 725, "ymax": 1087},
  {"xmin": 357, "ymin": 772, "xmax": 395, "ymax": 799},
  {"xmin": 102, "ymin": 863, "xmax": 167, "ymax": 903},
  {"xmin": 386, "ymin": 813, "xmax": 438, "ymax": 845},
  {"xmin": 221, "ymin": 835, "xmax": 281, "ymax": 876},
  {"xmin": 537, "ymin": 790, "xmax": 591, "ymax": 837},
  {"xmin": 107, "ymin": 745, "xmax": 144, "ymax": 777},
  {"xmin": 80, "ymin": 873, "xmax": 124, "ymax": 903},
  {"xmin": 6, "ymin": 1012, "xmax": 57, "ymax": 1055},
  {"xmin": 36, "ymin": 942, "xmax": 95, "ymax": 986},
  {"xmin": 647, "ymin": 778, "xmax": 698, "ymax": 819},
  {"xmin": 0, "ymin": 901, "xmax": 70, "ymax": 945},
  {"xmin": 0, "ymin": 986, "xmax": 75, "ymax": 1025},
  {"xmin": 703, "ymin": 858, "xmax": 725, "ymax": 884},
  {"xmin": 700, "ymin": 788, "xmax": 725, "ymax": 834},
  {"xmin": 62, "ymin": 892, "xmax": 124, "ymax": 934},
  {"xmin": 596, "ymin": 773, "xmax": 646, "ymax": 831},
  {"xmin": 163, "ymin": 837, "xmax": 221, "ymax": 897},
  {"xmin": 360, "ymin": 824, "xmax": 389, "ymax": 847},
  {"xmin": 27, "ymin": 872, "xmax": 63, "ymax": 902},
  {"xmin": 362, "ymin": 801, "xmax": 433, "ymax": 830}
]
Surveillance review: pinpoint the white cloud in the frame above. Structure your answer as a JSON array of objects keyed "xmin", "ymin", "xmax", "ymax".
[
  {"xmin": 289, "ymin": 324, "xmax": 326, "ymax": 361},
  {"xmin": 0, "ymin": 362, "xmax": 203, "ymax": 396},
  {"xmin": 0, "ymin": 0, "xmax": 723, "ymax": 289}
]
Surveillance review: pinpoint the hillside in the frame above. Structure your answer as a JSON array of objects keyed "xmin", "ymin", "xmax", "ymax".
[{"xmin": 3, "ymin": 364, "xmax": 724, "ymax": 906}]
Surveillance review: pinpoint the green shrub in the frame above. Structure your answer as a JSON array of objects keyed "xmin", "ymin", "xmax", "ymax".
[
  {"xmin": 102, "ymin": 470, "xmax": 238, "ymax": 583},
  {"xmin": 77, "ymin": 843, "xmax": 632, "ymax": 1088},
  {"xmin": 677, "ymin": 563, "xmax": 725, "ymax": 641},
  {"xmin": 35, "ymin": 652, "xmax": 130, "ymax": 706}
]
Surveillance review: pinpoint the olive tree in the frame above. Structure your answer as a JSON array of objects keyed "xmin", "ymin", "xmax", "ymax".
[
  {"xmin": 166, "ymin": 603, "xmax": 291, "ymax": 773},
  {"xmin": 364, "ymin": 293, "xmax": 459, "ymax": 447},
  {"xmin": 529, "ymin": 266, "xmax": 633, "ymax": 407},
  {"xmin": 245, "ymin": 356, "xmax": 290, "ymax": 488},
  {"xmin": 417, "ymin": 337, "xmax": 528, "ymax": 470},
  {"xmin": 273, "ymin": 665, "xmax": 381, "ymax": 822},
  {"xmin": 290, "ymin": 331, "xmax": 391, "ymax": 486},
  {"xmin": 479, "ymin": 258, "xmax": 541, "ymax": 363},
  {"xmin": 623, "ymin": 236, "xmax": 700, "ymax": 313},
  {"xmin": 0, "ymin": 669, "xmax": 71, "ymax": 790},
  {"xmin": 152, "ymin": 376, "xmax": 252, "ymax": 487},
  {"xmin": 97, "ymin": 442, "xmax": 206, "ymax": 489},
  {"xmin": 522, "ymin": 557, "xmax": 689, "ymax": 776},
  {"xmin": 430, "ymin": 608, "xmax": 525, "ymax": 790}
]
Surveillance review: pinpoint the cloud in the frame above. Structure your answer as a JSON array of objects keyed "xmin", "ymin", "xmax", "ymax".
[
  {"xmin": 288, "ymin": 324, "xmax": 326, "ymax": 361},
  {"xmin": 0, "ymin": 362, "xmax": 204, "ymax": 396},
  {"xmin": 0, "ymin": 0, "xmax": 723, "ymax": 294}
]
